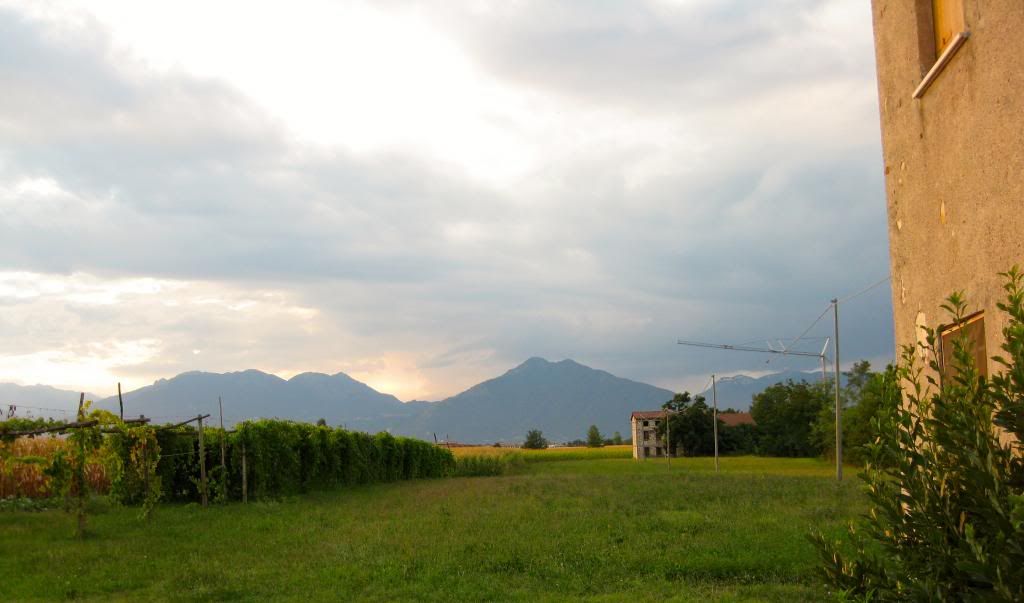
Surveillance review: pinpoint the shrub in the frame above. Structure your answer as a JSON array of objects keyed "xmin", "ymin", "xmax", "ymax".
[{"xmin": 812, "ymin": 268, "xmax": 1024, "ymax": 601}]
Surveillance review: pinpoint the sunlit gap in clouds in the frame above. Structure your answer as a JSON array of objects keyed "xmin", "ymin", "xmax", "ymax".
[{"xmin": 0, "ymin": 271, "xmax": 318, "ymax": 396}]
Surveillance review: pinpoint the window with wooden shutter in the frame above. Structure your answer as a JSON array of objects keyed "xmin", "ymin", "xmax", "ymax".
[
  {"xmin": 939, "ymin": 311, "xmax": 987, "ymax": 380},
  {"xmin": 913, "ymin": 0, "xmax": 969, "ymax": 98},
  {"xmin": 933, "ymin": 0, "xmax": 965, "ymax": 55}
]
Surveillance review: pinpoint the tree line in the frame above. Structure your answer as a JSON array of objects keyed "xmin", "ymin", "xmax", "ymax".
[{"xmin": 659, "ymin": 360, "xmax": 898, "ymax": 459}]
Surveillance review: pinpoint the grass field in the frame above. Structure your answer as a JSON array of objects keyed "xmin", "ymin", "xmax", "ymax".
[
  {"xmin": 452, "ymin": 445, "xmax": 634, "ymax": 462},
  {"xmin": 0, "ymin": 455, "xmax": 862, "ymax": 601}
]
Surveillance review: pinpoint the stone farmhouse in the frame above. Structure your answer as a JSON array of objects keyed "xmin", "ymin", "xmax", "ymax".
[
  {"xmin": 869, "ymin": 0, "xmax": 1023, "ymax": 381},
  {"xmin": 631, "ymin": 409, "xmax": 756, "ymax": 460},
  {"xmin": 630, "ymin": 411, "xmax": 675, "ymax": 459}
]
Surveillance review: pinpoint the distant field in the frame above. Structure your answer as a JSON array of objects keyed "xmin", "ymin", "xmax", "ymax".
[
  {"xmin": 0, "ymin": 455, "xmax": 861, "ymax": 601},
  {"xmin": 451, "ymin": 444, "xmax": 633, "ymax": 461}
]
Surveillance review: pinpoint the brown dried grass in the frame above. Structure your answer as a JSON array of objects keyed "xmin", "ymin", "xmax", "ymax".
[{"xmin": 0, "ymin": 436, "xmax": 110, "ymax": 499}]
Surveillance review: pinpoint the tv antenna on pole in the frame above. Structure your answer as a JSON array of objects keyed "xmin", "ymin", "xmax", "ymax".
[{"xmin": 677, "ymin": 336, "xmax": 841, "ymax": 481}]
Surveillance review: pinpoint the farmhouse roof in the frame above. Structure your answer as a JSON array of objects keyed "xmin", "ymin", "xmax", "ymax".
[
  {"xmin": 718, "ymin": 412, "xmax": 755, "ymax": 427},
  {"xmin": 630, "ymin": 410, "xmax": 666, "ymax": 420}
]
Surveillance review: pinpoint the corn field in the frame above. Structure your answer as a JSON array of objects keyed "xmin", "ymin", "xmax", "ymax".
[{"xmin": 0, "ymin": 437, "xmax": 110, "ymax": 499}]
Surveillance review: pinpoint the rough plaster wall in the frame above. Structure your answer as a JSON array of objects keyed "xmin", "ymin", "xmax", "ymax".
[{"xmin": 871, "ymin": 0, "xmax": 1024, "ymax": 378}]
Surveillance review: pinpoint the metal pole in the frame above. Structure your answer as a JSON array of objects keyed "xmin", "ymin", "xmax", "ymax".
[
  {"xmin": 832, "ymin": 299, "xmax": 842, "ymax": 482},
  {"xmin": 712, "ymin": 374, "xmax": 719, "ymax": 472},
  {"xmin": 666, "ymin": 405, "xmax": 671, "ymax": 469}
]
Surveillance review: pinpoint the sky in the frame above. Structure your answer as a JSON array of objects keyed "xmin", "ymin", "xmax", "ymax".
[{"xmin": 0, "ymin": 0, "xmax": 894, "ymax": 401}]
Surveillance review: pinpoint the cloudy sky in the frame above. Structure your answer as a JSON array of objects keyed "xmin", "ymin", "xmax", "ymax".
[{"xmin": 0, "ymin": 0, "xmax": 893, "ymax": 401}]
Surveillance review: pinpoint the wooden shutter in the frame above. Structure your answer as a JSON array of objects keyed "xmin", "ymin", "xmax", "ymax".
[
  {"xmin": 933, "ymin": 0, "xmax": 965, "ymax": 55},
  {"xmin": 939, "ymin": 311, "xmax": 987, "ymax": 379}
]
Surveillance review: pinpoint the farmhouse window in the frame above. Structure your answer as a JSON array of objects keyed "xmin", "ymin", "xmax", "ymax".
[
  {"xmin": 938, "ymin": 311, "xmax": 987, "ymax": 380},
  {"xmin": 655, "ymin": 447, "xmax": 662, "ymax": 457},
  {"xmin": 912, "ymin": 0, "xmax": 969, "ymax": 98},
  {"xmin": 643, "ymin": 431, "xmax": 650, "ymax": 442},
  {"xmin": 643, "ymin": 420, "xmax": 649, "ymax": 427}
]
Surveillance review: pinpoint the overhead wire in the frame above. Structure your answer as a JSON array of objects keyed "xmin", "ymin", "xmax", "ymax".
[
  {"xmin": 784, "ymin": 304, "xmax": 834, "ymax": 353},
  {"xmin": 3, "ymin": 404, "xmax": 73, "ymax": 414},
  {"xmin": 838, "ymin": 275, "xmax": 891, "ymax": 304}
]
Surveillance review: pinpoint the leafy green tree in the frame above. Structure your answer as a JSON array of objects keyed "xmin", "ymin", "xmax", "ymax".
[
  {"xmin": 718, "ymin": 421, "xmax": 759, "ymax": 455},
  {"xmin": 751, "ymin": 380, "xmax": 829, "ymax": 457},
  {"xmin": 813, "ymin": 268, "xmax": 1024, "ymax": 601},
  {"xmin": 812, "ymin": 362, "xmax": 900, "ymax": 464},
  {"xmin": 611, "ymin": 431, "xmax": 623, "ymax": 445},
  {"xmin": 661, "ymin": 392, "xmax": 716, "ymax": 456},
  {"xmin": 586, "ymin": 425, "xmax": 604, "ymax": 447},
  {"xmin": 523, "ymin": 429, "xmax": 548, "ymax": 450}
]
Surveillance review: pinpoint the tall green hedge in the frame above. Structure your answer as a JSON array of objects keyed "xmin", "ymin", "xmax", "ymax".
[{"xmin": 151, "ymin": 419, "xmax": 454, "ymax": 502}]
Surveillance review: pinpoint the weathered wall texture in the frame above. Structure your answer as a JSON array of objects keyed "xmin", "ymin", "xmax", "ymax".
[{"xmin": 871, "ymin": 0, "xmax": 1024, "ymax": 375}]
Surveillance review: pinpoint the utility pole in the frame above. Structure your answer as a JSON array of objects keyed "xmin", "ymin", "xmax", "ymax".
[
  {"xmin": 711, "ymin": 374, "xmax": 719, "ymax": 472},
  {"xmin": 832, "ymin": 299, "xmax": 843, "ymax": 482},
  {"xmin": 665, "ymin": 404, "xmax": 671, "ymax": 470},
  {"xmin": 117, "ymin": 382, "xmax": 124, "ymax": 421}
]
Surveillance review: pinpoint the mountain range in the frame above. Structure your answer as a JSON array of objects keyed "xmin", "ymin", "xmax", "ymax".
[
  {"xmin": 699, "ymin": 370, "xmax": 839, "ymax": 410},
  {"xmin": 0, "ymin": 383, "xmax": 102, "ymax": 420},
  {"xmin": 0, "ymin": 359, "xmax": 833, "ymax": 442}
]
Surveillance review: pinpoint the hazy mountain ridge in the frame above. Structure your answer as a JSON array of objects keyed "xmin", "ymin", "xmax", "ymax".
[
  {"xmin": 0, "ymin": 383, "xmax": 101, "ymax": 418},
  {"xmin": 698, "ymin": 370, "xmax": 846, "ymax": 411},
  {"xmin": 94, "ymin": 369, "xmax": 407, "ymax": 429},
  {"xmin": 1, "ymin": 361, "xmax": 841, "ymax": 442},
  {"xmin": 396, "ymin": 357, "xmax": 675, "ymax": 443}
]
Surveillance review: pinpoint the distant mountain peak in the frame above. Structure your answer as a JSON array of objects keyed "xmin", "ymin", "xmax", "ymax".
[{"xmin": 515, "ymin": 357, "xmax": 589, "ymax": 371}]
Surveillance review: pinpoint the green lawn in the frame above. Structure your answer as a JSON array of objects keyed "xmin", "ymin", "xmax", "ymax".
[{"xmin": 0, "ymin": 456, "xmax": 862, "ymax": 602}]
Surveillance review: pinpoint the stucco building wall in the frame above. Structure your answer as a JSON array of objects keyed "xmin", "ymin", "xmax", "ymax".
[{"xmin": 870, "ymin": 0, "xmax": 1024, "ymax": 375}]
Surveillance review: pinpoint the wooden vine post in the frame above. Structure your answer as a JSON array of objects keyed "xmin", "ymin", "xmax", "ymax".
[
  {"xmin": 142, "ymin": 415, "xmax": 150, "ymax": 505},
  {"xmin": 198, "ymin": 414, "xmax": 208, "ymax": 507},
  {"xmin": 76, "ymin": 392, "xmax": 86, "ymax": 538},
  {"xmin": 241, "ymin": 442, "xmax": 248, "ymax": 504},
  {"xmin": 218, "ymin": 397, "xmax": 226, "ymax": 501}
]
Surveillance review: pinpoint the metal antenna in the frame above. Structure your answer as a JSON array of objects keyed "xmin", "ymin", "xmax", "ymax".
[{"xmin": 677, "ymin": 336, "xmax": 843, "ymax": 482}]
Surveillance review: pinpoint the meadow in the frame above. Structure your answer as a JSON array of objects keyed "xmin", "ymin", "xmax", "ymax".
[{"xmin": 0, "ymin": 453, "xmax": 863, "ymax": 602}]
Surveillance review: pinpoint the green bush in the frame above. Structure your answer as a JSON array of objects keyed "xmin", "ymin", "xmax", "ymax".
[{"xmin": 812, "ymin": 268, "xmax": 1024, "ymax": 601}]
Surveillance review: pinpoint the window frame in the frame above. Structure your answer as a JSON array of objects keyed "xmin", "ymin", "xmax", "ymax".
[{"xmin": 937, "ymin": 310, "xmax": 988, "ymax": 382}]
